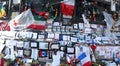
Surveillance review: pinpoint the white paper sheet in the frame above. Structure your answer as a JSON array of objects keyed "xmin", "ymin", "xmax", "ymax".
[
  {"xmin": 31, "ymin": 49, "xmax": 38, "ymax": 60},
  {"xmin": 84, "ymin": 28, "xmax": 92, "ymax": 33},
  {"xmin": 48, "ymin": 33, "xmax": 54, "ymax": 38},
  {"xmin": 67, "ymin": 47, "xmax": 74, "ymax": 53},
  {"xmin": 24, "ymin": 42, "xmax": 30, "ymax": 49},
  {"xmin": 51, "ymin": 44, "xmax": 59, "ymax": 49},
  {"xmin": 17, "ymin": 50, "xmax": 23, "ymax": 57},
  {"xmin": 19, "ymin": 32, "xmax": 27, "ymax": 38},
  {"xmin": 26, "ymin": 59, "xmax": 33, "ymax": 63},
  {"xmin": 91, "ymin": 24, "xmax": 97, "ymax": 28},
  {"xmin": 63, "ymin": 35, "xmax": 70, "ymax": 41},
  {"xmin": 51, "ymin": 51, "xmax": 60, "ymax": 66},
  {"xmin": 54, "ymin": 33, "xmax": 59, "ymax": 40},
  {"xmin": 0, "ymin": 40, "xmax": 5, "ymax": 44},
  {"xmin": 16, "ymin": 41, "xmax": 24, "ymax": 48},
  {"xmin": 6, "ymin": 40, "xmax": 17, "ymax": 47},
  {"xmin": 38, "ymin": 35, "xmax": 45, "ymax": 39},
  {"xmin": 31, "ymin": 42, "xmax": 37, "ymax": 47},
  {"xmin": 32, "ymin": 33, "xmax": 38, "ymax": 39},
  {"xmin": 26, "ymin": 32, "xmax": 33, "ymax": 38},
  {"xmin": 53, "ymin": 22, "xmax": 60, "ymax": 26},
  {"xmin": 71, "ymin": 37, "xmax": 77, "ymax": 42},
  {"xmin": 13, "ymin": 0, "xmax": 21, "ymax": 4}
]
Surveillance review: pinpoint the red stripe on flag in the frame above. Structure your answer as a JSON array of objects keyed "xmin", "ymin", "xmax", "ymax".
[
  {"xmin": 28, "ymin": 24, "xmax": 46, "ymax": 30},
  {"xmin": 39, "ymin": 51, "xmax": 43, "ymax": 57},
  {"xmin": 61, "ymin": 3, "xmax": 74, "ymax": 16},
  {"xmin": 83, "ymin": 61, "xmax": 92, "ymax": 66},
  {"xmin": 61, "ymin": 2, "xmax": 74, "ymax": 16}
]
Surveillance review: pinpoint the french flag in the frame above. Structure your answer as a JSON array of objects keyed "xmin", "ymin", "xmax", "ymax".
[
  {"xmin": 61, "ymin": 0, "xmax": 75, "ymax": 18},
  {"xmin": 39, "ymin": 51, "xmax": 47, "ymax": 57},
  {"xmin": 66, "ymin": 55, "xmax": 71, "ymax": 65},
  {"xmin": 78, "ymin": 52, "xmax": 92, "ymax": 66},
  {"xmin": 90, "ymin": 39, "xmax": 97, "ymax": 50}
]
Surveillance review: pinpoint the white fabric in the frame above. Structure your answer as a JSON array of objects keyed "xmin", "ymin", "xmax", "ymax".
[
  {"xmin": 51, "ymin": 51, "xmax": 61, "ymax": 66},
  {"xmin": 62, "ymin": 0, "xmax": 75, "ymax": 5},
  {"xmin": 111, "ymin": 0, "xmax": 116, "ymax": 11},
  {"xmin": 81, "ymin": 56, "xmax": 90, "ymax": 65},
  {"xmin": 82, "ymin": 14, "xmax": 89, "ymax": 24},
  {"xmin": 9, "ymin": 9, "xmax": 34, "ymax": 31}
]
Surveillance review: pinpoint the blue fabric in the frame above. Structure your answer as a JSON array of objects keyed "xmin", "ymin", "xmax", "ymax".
[
  {"xmin": 78, "ymin": 52, "xmax": 86, "ymax": 60},
  {"xmin": 42, "ymin": 51, "xmax": 47, "ymax": 57},
  {"xmin": 91, "ymin": 39, "xmax": 95, "ymax": 45}
]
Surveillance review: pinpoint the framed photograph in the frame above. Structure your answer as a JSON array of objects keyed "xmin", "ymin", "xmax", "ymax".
[
  {"xmin": 16, "ymin": 41, "xmax": 24, "ymax": 48},
  {"xmin": 39, "ymin": 50, "xmax": 48, "ymax": 57},
  {"xmin": 62, "ymin": 18, "xmax": 72, "ymax": 26},
  {"xmin": 23, "ymin": 49, "xmax": 31, "ymax": 58},
  {"xmin": 67, "ymin": 47, "xmax": 75, "ymax": 54},
  {"xmin": 30, "ymin": 42, "xmax": 38, "ymax": 48},
  {"xmin": 51, "ymin": 43, "xmax": 60, "ymax": 50},
  {"xmin": 23, "ymin": 42, "xmax": 30, "ymax": 49},
  {"xmin": 38, "ymin": 34, "xmax": 45, "ymax": 39},
  {"xmin": 39, "ymin": 42, "xmax": 49, "ymax": 50},
  {"xmin": 73, "ymin": 24, "xmax": 78, "ymax": 29},
  {"xmin": 17, "ymin": 49, "xmax": 23, "ymax": 57}
]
